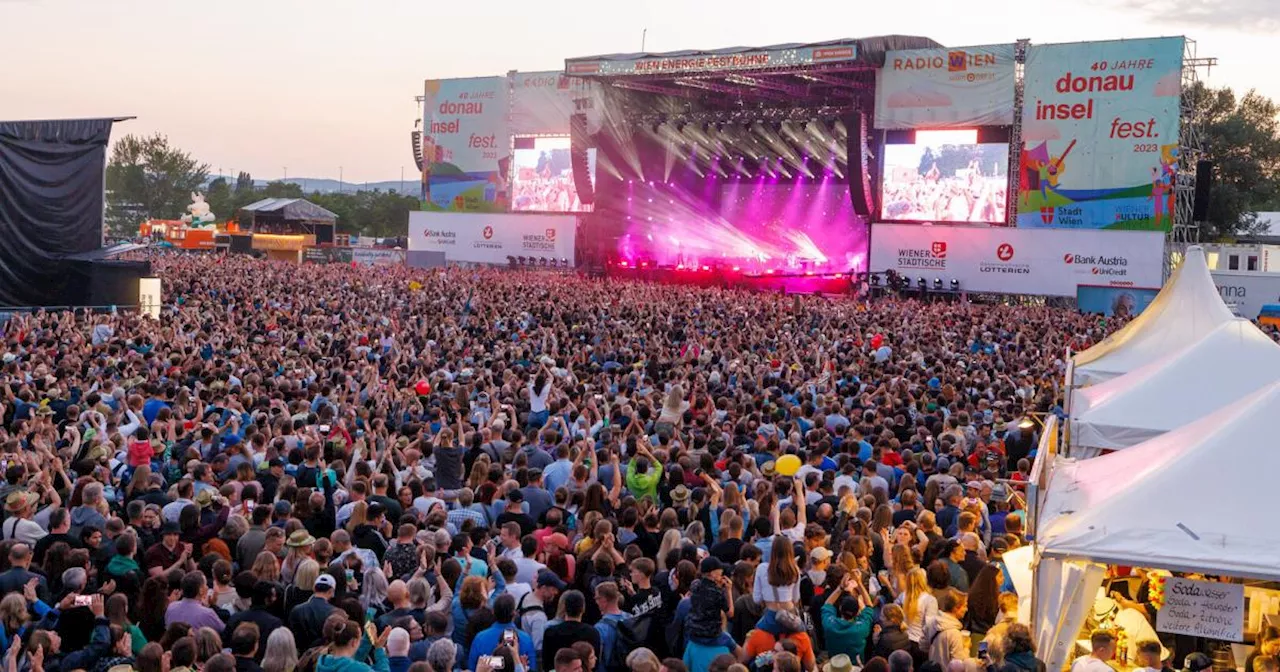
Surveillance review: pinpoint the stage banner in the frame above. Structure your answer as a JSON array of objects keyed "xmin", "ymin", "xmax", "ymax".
[
  {"xmin": 421, "ymin": 77, "xmax": 511, "ymax": 212},
  {"xmin": 869, "ymin": 223, "xmax": 1164, "ymax": 296},
  {"xmin": 408, "ymin": 211, "xmax": 576, "ymax": 265},
  {"xmin": 874, "ymin": 44, "xmax": 1016, "ymax": 129},
  {"xmin": 511, "ymin": 71, "xmax": 580, "ymax": 136},
  {"xmin": 565, "ymin": 43, "xmax": 857, "ymax": 77},
  {"xmin": 302, "ymin": 247, "xmax": 353, "ymax": 264},
  {"xmin": 1017, "ymin": 37, "xmax": 1185, "ymax": 230},
  {"xmin": 352, "ymin": 248, "xmax": 405, "ymax": 266},
  {"xmin": 1211, "ymin": 271, "xmax": 1280, "ymax": 320}
]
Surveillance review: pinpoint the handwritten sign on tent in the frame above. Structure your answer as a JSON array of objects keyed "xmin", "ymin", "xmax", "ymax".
[{"xmin": 1156, "ymin": 577, "xmax": 1245, "ymax": 641}]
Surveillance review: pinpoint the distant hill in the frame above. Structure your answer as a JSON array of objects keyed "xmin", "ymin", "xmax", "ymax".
[{"xmin": 204, "ymin": 176, "xmax": 416, "ymax": 194}]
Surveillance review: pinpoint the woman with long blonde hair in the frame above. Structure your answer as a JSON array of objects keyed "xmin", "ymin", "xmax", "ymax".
[
  {"xmin": 898, "ymin": 566, "xmax": 939, "ymax": 646},
  {"xmin": 251, "ymin": 551, "xmax": 280, "ymax": 583},
  {"xmin": 884, "ymin": 542, "xmax": 915, "ymax": 598},
  {"xmin": 467, "ymin": 456, "xmax": 491, "ymax": 491},
  {"xmin": 344, "ymin": 501, "xmax": 368, "ymax": 534},
  {"xmin": 284, "ymin": 559, "xmax": 319, "ymax": 615},
  {"xmin": 723, "ymin": 482, "xmax": 745, "ymax": 513},
  {"xmin": 656, "ymin": 528, "xmax": 683, "ymax": 571},
  {"xmin": 685, "ymin": 521, "xmax": 706, "ymax": 550}
]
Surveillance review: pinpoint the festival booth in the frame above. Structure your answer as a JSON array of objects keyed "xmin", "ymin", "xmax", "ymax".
[
  {"xmin": 1033, "ymin": 383, "xmax": 1280, "ymax": 672},
  {"xmin": 1072, "ymin": 247, "xmax": 1234, "ymax": 388},
  {"xmin": 1069, "ymin": 319, "xmax": 1280, "ymax": 456},
  {"xmin": 235, "ymin": 198, "xmax": 337, "ymax": 263}
]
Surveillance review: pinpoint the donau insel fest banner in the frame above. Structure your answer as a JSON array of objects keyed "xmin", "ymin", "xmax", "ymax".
[
  {"xmin": 1017, "ymin": 37, "xmax": 1184, "ymax": 230},
  {"xmin": 421, "ymin": 77, "xmax": 511, "ymax": 212}
]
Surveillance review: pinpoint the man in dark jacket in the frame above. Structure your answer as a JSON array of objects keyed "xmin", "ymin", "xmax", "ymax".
[
  {"xmin": 0, "ymin": 543, "xmax": 49, "ymax": 603},
  {"xmin": 352, "ymin": 503, "xmax": 389, "ymax": 562},
  {"xmin": 542, "ymin": 590, "xmax": 600, "ymax": 669},
  {"xmin": 224, "ymin": 582, "xmax": 284, "ymax": 661},
  {"xmin": 288, "ymin": 573, "xmax": 336, "ymax": 650},
  {"xmin": 230, "ymin": 622, "xmax": 265, "ymax": 672}
]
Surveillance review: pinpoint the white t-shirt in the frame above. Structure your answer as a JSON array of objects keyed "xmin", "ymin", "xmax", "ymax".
[
  {"xmin": 1071, "ymin": 655, "xmax": 1116, "ymax": 672},
  {"xmin": 795, "ymin": 464, "xmax": 822, "ymax": 482},
  {"xmin": 528, "ymin": 382, "xmax": 551, "ymax": 413},
  {"xmin": 1, "ymin": 517, "xmax": 47, "ymax": 545}
]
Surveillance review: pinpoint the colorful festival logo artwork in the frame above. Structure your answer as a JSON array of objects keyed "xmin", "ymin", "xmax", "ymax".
[
  {"xmin": 421, "ymin": 77, "xmax": 511, "ymax": 213},
  {"xmin": 1016, "ymin": 37, "xmax": 1184, "ymax": 230}
]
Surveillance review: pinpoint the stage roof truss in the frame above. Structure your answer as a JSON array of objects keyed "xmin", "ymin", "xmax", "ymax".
[
  {"xmin": 722, "ymin": 74, "xmax": 809, "ymax": 97},
  {"xmin": 793, "ymin": 72, "xmax": 867, "ymax": 89},
  {"xmin": 671, "ymin": 77, "xmax": 793, "ymax": 102},
  {"xmin": 611, "ymin": 80, "xmax": 700, "ymax": 98}
]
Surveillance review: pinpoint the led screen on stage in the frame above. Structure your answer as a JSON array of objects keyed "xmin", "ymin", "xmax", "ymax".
[
  {"xmin": 511, "ymin": 137, "xmax": 595, "ymax": 212},
  {"xmin": 880, "ymin": 130, "xmax": 1010, "ymax": 225}
]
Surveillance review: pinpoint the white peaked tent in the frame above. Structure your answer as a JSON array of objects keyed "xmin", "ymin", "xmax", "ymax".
[
  {"xmin": 1041, "ymin": 380, "xmax": 1280, "ymax": 579},
  {"xmin": 1073, "ymin": 246, "xmax": 1234, "ymax": 386},
  {"xmin": 1033, "ymin": 383, "xmax": 1280, "ymax": 672},
  {"xmin": 1071, "ymin": 318, "xmax": 1280, "ymax": 452}
]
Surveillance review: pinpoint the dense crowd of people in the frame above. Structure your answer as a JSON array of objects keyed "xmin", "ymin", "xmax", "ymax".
[{"xmin": 0, "ymin": 255, "xmax": 1136, "ymax": 672}]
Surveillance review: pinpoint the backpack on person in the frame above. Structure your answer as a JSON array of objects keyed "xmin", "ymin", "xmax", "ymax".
[
  {"xmin": 516, "ymin": 592, "xmax": 545, "ymax": 632},
  {"xmin": 600, "ymin": 614, "xmax": 649, "ymax": 672}
]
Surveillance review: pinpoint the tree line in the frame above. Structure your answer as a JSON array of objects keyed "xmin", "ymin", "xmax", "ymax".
[
  {"xmin": 104, "ymin": 82, "xmax": 1280, "ymax": 240},
  {"xmin": 105, "ymin": 137, "xmax": 419, "ymax": 239}
]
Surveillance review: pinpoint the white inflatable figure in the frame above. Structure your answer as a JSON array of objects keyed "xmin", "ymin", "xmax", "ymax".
[{"xmin": 181, "ymin": 192, "xmax": 217, "ymax": 229}]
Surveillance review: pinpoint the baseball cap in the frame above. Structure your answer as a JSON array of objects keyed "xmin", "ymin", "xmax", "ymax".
[
  {"xmin": 536, "ymin": 570, "xmax": 567, "ymax": 590},
  {"xmin": 699, "ymin": 556, "xmax": 725, "ymax": 575},
  {"xmin": 1184, "ymin": 653, "xmax": 1212, "ymax": 672},
  {"xmin": 811, "ymin": 547, "xmax": 834, "ymax": 563},
  {"xmin": 314, "ymin": 574, "xmax": 337, "ymax": 591}
]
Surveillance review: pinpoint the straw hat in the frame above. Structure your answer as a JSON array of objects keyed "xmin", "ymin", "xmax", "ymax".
[
  {"xmin": 286, "ymin": 530, "xmax": 316, "ymax": 548},
  {"xmin": 823, "ymin": 654, "xmax": 855, "ymax": 672},
  {"xmin": 4, "ymin": 491, "xmax": 38, "ymax": 514}
]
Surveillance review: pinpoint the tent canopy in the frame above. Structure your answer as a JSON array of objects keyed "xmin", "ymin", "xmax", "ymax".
[
  {"xmin": 1071, "ymin": 319, "xmax": 1280, "ymax": 450},
  {"xmin": 238, "ymin": 198, "xmax": 337, "ymax": 222},
  {"xmin": 1040, "ymin": 381, "xmax": 1280, "ymax": 580},
  {"xmin": 1073, "ymin": 246, "xmax": 1234, "ymax": 386}
]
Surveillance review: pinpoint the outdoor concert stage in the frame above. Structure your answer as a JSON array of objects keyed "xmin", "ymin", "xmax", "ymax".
[
  {"xmin": 567, "ymin": 37, "xmax": 942, "ymax": 281},
  {"xmin": 601, "ymin": 261, "xmax": 855, "ymax": 295}
]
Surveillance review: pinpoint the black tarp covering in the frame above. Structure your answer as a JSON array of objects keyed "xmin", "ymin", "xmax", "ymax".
[{"xmin": 0, "ymin": 119, "xmax": 113, "ymax": 307}]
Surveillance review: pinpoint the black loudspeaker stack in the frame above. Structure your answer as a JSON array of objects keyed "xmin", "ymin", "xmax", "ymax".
[
  {"xmin": 570, "ymin": 113, "xmax": 595, "ymax": 206},
  {"xmin": 846, "ymin": 113, "xmax": 875, "ymax": 218},
  {"xmin": 1193, "ymin": 160, "xmax": 1213, "ymax": 222}
]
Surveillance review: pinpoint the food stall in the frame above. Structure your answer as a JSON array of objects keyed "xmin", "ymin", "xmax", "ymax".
[{"xmin": 1031, "ymin": 382, "xmax": 1280, "ymax": 672}]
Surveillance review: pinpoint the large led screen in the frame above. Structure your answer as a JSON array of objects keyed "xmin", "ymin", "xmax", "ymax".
[
  {"xmin": 881, "ymin": 130, "xmax": 1009, "ymax": 225},
  {"xmin": 511, "ymin": 137, "xmax": 595, "ymax": 212}
]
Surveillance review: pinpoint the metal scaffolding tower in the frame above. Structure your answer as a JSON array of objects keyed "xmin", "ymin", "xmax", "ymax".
[{"xmin": 1168, "ymin": 38, "xmax": 1218, "ymax": 274}]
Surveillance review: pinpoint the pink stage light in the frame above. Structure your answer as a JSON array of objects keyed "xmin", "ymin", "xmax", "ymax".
[
  {"xmin": 765, "ymin": 269, "xmax": 775, "ymax": 275},
  {"xmin": 805, "ymin": 271, "xmax": 813, "ymax": 276},
  {"xmin": 620, "ymin": 261, "xmax": 629, "ymax": 268},
  {"xmin": 701, "ymin": 265, "xmax": 710, "ymax": 271},
  {"xmin": 640, "ymin": 262, "xmax": 649, "ymax": 268},
  {"xmin": 731, "ymin": 266, "xmax": 740, "ymax": 272},
  {"xmin": 833, "ymin": 274, "xmax": 843, "ymax": 279}
]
